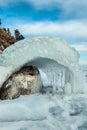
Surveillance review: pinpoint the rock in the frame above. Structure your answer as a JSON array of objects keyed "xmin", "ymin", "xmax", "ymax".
[
  {"xmin": 0, "ymin": 28, "xmax": 16, "ymax": 52},
  {"xmin": 0, "ymin": 66, "xmax": 42, "ymax": 100},
  {"xmin": 14, "ymin": 29, "xmax": 24, "ymax": 40}
]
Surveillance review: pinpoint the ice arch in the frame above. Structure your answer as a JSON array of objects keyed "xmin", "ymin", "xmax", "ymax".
[
  {"xmin": 27, "ymin": 57, "xmax": 72, "ymax": 87},
  {"xmin": 0, "ymin": 37, "xmax": 86, "ymax": 94}
]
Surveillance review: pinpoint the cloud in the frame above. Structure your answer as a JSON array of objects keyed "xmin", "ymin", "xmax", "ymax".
[
  {"xmin": 72, "ymin": 44, "xmax": 87, "ymax": 55},
  {"xmin": 0, "ymin": 0, "xmax": 87, "ymax": 19},
  {"xmin": 27, "ymin": 0, "xmax": 87, "ymax": 9},
  {"xmin": 0, "ymin": 0, "xmax": 18, "ymax": 6},
  {"xmin": 12, "ymin": 20, "xmax": 87, "ymax": 41},
  {"xmin": 26, "ymin": 0, "xmax": 87, "ymax": 19},
  {"xmin": 25, "ymin": 0, "xmax": 87, "ymax": 18}
]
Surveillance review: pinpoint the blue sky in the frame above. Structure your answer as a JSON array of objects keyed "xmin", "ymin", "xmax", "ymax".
[{"xmin": 0, "ymin": 0, "xmax": 87, "ymax": 66}]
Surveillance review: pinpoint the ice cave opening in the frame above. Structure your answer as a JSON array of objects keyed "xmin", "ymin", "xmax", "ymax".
[
  {"xmin": 0, "ymin": 57, "xmax": 73, "ymax": 100},
  {"xmin": 27, "ymin": 57, "xmax": 73, "ymax": 95}
]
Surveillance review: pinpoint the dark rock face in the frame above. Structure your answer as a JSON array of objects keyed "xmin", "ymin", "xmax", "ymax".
[
  {"xmin": 16, "ymin": 66, "xmax": 40, "ymax": 75},
  {"xmin": 0, "ymin": 66, "xmax": 42, "ymax": 100},
  {"xmin": 14, "ymin": 29, "xmax": 24, "ymax": 40}
]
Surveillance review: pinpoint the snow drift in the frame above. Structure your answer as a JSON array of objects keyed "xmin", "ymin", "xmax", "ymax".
[{"xmin": 0, "ymin": 36, "xmax": 86, "ymax": 94}]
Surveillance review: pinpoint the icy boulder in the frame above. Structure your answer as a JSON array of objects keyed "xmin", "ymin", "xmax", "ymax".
[
  {"xmin": 0, "ymin": 36, "xmax": 86, "ymax": 94},
  {"xmin": 0, "ymin": 66, "xmax": 42, "ymax": 100}
]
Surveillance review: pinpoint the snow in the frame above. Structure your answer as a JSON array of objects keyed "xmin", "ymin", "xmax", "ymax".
[{"xmin": 0, "ymin": 94, "xmax": 87, "ymax": 130}]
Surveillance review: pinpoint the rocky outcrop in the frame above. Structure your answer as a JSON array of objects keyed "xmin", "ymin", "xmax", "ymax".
[
  {"xmin": 0, "ymin": 28, "xmax": 16, "ymax": 52},
  {"xmin": 0, "ymin": 66, "xmax": 42, "ymax": 100},
  {"xmin": 14, "ymin": 29, "xmax": 24, "ymax": 40}
]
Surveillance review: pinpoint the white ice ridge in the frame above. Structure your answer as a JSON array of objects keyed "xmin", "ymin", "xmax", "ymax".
[{"xmin": 0, "ymin": 36, "xmax": 86, "ymax": 94}]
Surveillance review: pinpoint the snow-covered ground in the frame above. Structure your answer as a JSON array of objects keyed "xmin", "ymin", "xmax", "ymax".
[{"xmin": 0, "ymin": 94, "xmax": 87, "ymax": 130}]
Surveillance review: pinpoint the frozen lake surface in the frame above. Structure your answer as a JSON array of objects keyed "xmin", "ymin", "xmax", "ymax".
[{"xmin": 0, "ymin": 94, "xmax": 87, "ymax": 130}]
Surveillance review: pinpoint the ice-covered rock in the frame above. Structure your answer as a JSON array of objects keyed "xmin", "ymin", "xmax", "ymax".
[
  {"xmin": 0, "ymin": 36, "xmax": 86, "ymax": 94},
  {"xmin": 0, "ymin": 66, "xmax": 42, "ymax": 100}
]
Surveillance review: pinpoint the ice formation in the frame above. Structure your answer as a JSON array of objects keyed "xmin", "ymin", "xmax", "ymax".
[{"xmin": 0, "ymin": 36, "xmax": 86, "ymax": 94}]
